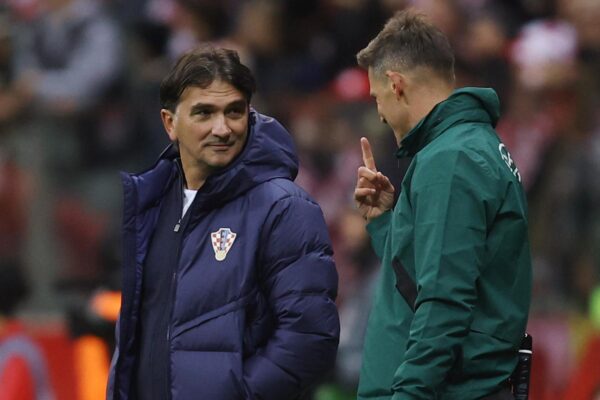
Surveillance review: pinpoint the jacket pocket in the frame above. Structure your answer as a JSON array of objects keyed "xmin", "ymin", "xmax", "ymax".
[
  {"xmin": 170, "ymin": 290, "xmax": 256, "ymax": 340},
  {"xmin": 470, "ymin": 322, "xmax": 517, "ymax": 344},
  {"xmin": 228, "ymin": 369, "xmax": 250, "ymax": 399},
  {"xmin": 243, "ymin": 290, "xmax": 274, "ymax": 358},
  {"xmin": 391, "ymin": 257, "xmax": 417, "ymax": 312}
]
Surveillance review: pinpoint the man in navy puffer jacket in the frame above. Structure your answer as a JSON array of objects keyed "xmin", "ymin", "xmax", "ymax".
[{"xmin": 106, "ymin": 46, "xmax": 340, "ymax": 400}]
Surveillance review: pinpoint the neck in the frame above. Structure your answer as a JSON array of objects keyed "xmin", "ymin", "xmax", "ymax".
[
  {"xmin": 180, "ymin": 157, "xmax": 208, "ymax": 190},
  {"xmin": 408, "ymin": 84, "xmax": 453, "ymax": 129},
  {"xmin": 183, "ymin": 170, "xmax": 207, "ymax": 190}
]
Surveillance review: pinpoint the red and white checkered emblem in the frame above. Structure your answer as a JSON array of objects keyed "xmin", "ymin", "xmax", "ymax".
[{"xmin": 211, "ymin": 228, "xmax": 237, "ymax": 261}]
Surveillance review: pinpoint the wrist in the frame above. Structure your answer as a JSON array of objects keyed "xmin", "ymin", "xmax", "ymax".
[{"xmin": 366, "ymin": 209, "xmax": 391, "ymax": 224}]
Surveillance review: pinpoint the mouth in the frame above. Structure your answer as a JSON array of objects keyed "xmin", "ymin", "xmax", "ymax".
[{"xmin": 206, "ymin": 142, "xmax": 234, "ymax": 150}]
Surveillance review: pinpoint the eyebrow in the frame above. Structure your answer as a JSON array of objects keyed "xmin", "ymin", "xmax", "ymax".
[{"xmin": 189, "ymin": 100, "xmax": 248, "ymax": 115}]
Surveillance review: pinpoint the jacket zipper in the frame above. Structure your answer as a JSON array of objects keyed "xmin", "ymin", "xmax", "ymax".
[
  {"xmin": 165, "ymin": 161, "xmax": 200, "ymax": 400},
  {"xmin": 165, "ymin": 167, "xmax": 187, "ymax": 400},
  {"xmin": 165, "ymin": 263, "xmax": 179, "ymax": 400}
]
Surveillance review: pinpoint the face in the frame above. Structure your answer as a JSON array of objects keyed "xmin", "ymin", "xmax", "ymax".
[
  {"xmin": 368, "ymin": 67, "xmax": 409, "ymax": 144},
  {"xmin": 161, "ymin": 80, "xmax": 249, "ymax": 183}
]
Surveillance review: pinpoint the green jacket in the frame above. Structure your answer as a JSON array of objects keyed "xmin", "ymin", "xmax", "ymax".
[{"xmin": 357, "ymin": 88, "xmax": 532, "ymax": 400}]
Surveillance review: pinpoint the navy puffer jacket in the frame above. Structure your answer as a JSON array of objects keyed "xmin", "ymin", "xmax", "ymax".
[{"xmin": 107, "ymin": 111, "xmax": 340, "ymax": 399}]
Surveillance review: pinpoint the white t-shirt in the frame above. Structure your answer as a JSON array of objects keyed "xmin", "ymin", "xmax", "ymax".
[{"xmin": 182, "ymin": 188, "xmax": 198, "ymax": 217}]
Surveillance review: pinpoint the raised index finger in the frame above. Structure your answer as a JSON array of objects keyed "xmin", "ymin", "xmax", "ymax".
[{"xmin": 361, "ymin": 137, "xmax": 377, "ymax": 171}]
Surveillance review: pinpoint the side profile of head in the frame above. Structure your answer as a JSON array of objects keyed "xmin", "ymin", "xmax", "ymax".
[
  {"xmin": 159, "ymin": 46, "xmax": 257, "ymax": 188},
  {"xmin": 357, "ymin": 9, "xmax": 455, "ymax": 142}
]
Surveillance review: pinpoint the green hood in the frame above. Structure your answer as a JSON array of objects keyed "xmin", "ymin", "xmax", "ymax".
[{"xmin": 397, "ymin": 87, "xmax": 500, "ymax": 158}]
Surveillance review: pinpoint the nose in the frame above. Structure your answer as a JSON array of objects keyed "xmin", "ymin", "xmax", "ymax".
[{"xmin": 211, "ymin": 114, "xmax": 232, "ymax": 137}]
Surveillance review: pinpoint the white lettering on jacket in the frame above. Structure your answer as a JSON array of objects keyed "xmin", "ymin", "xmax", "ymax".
[{"xmin": 498, "ymin": 143, "xmax": 522, "ymax": 182}]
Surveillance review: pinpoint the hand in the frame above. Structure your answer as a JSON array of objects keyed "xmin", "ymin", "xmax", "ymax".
[{"xmin": 354, "ymin": 137, "xmax": 395, "ymax": 222}]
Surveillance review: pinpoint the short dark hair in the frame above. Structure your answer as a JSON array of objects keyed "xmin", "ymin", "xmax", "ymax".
[
  {"xmin": 160, "ymin": 46, "xmax": 256, "ymax": 112},
  {"xmin": 357, "ymin": 9, "xmax": 455, "ymax": 83}
]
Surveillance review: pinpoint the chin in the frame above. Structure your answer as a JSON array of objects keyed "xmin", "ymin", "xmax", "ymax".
[
  {"xmin": 208, "ymin": 154, "xmax": 237, "ymax": 168},
  {"xmin": 206, "ymin": 159, "xmax": 231, "ymax": 169}
]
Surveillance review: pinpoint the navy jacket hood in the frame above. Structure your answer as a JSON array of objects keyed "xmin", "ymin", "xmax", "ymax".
[{"xmin": 131, "ymin": 110, "xmax": 299, "ymax": 213}]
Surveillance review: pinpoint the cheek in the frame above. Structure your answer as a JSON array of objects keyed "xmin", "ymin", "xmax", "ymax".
[
  {"xmin": 239, "ymin": 115, "xmax": 250, "ymax": 128},
  {"xmin": 232, "ymin": 118, "xmax": 249, "ymax": 137},
  {"xmin": 380, "ymin": 102, "xmax": 393, "ymax": 120},
  {"xmin": 181, "ymin": 121, "xmax": 211, "ymax": 141}
]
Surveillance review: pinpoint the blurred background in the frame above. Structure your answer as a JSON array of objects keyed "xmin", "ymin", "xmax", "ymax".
[{"xmin": 0, "ymin": 0, "xmax": 599, "ymax": 399}]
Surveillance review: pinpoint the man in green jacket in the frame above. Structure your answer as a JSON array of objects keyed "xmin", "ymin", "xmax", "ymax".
[{"xmin": 354, "ymin": 9, "xmax": 531, "ymax": 400}]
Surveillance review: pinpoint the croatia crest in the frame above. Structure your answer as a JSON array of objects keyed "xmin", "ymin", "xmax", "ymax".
[{"xmin": 211, "ymin": 228, "xmax": 237, "ymax": 261}]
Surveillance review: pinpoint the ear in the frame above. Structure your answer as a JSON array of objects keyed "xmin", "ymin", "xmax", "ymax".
[
  {"xmin": 385, "ymin": 71, "xmax": 405, "ymax": 99},
  {"xmin": 160, "ymin": 109, "xmax": 177, "ymax": 142}
]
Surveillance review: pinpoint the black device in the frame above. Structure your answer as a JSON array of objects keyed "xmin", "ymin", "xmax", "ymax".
[{"xmin": 511, "ymin": 333, "xmax": 533, "ymax": 400}]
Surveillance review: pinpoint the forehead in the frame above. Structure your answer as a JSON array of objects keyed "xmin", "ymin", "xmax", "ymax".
[{"xmin": 179, "ymin": 80, "xmax": 246, "ymax": 106}]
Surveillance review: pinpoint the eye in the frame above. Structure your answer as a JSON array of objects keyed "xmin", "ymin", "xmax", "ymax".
[
  {"xmin": 226, "ymin": 107, "xmax": 246, "ymax": 119},
  {"xmin": 193, "ymin": 109, "xmax": 212, "ymax": 119}
]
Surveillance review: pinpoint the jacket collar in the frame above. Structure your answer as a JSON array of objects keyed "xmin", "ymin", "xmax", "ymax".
[
  {"xmin": 396, "ymin": 87, "xmax": 500, "ymax": 158},
  {"xmin": 129, "ymin": 109, "xmax": 298, "ymax": 213}
]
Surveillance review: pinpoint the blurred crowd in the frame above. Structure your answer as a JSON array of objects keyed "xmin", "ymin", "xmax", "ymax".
[{"xmin": 0, "ymin": 0, "xmax": 599, "ymax": 399}]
